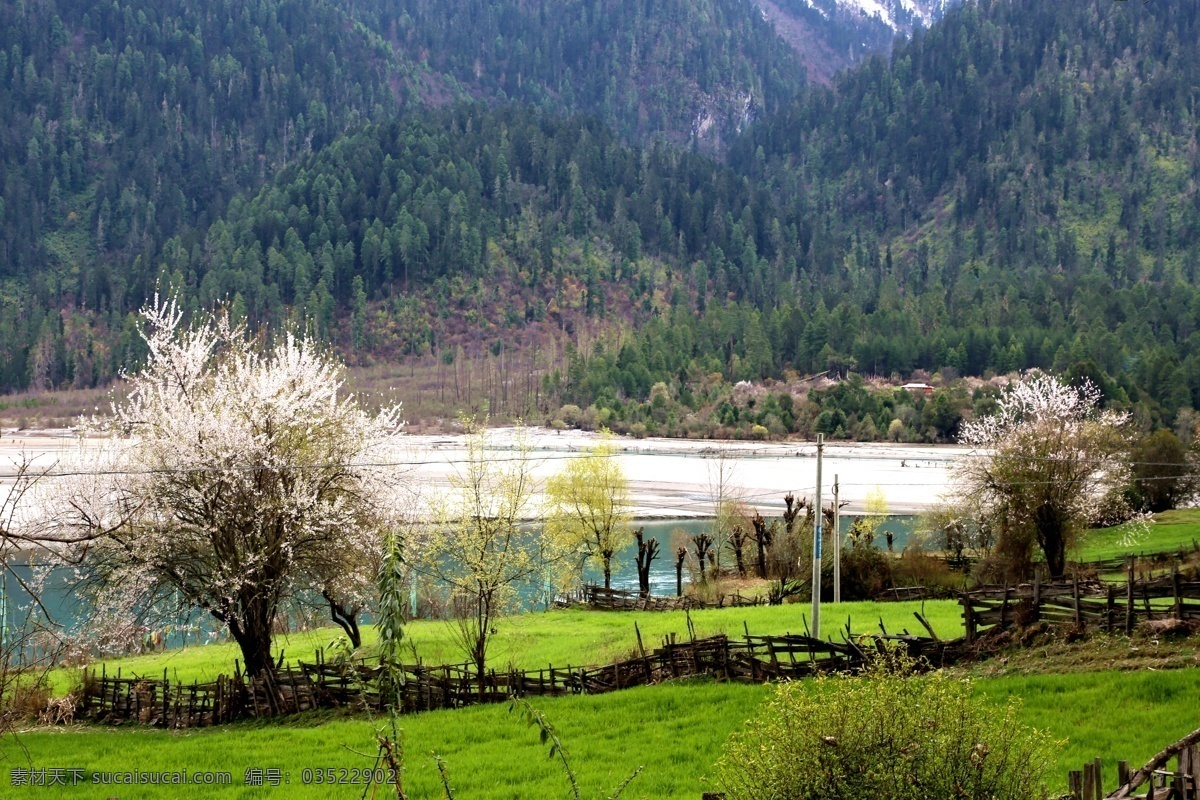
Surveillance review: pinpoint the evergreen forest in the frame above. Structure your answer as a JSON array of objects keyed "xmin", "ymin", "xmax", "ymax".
[{"xmin": 1, "ymin": 0, "xmax": 1197, "ymax": 441}]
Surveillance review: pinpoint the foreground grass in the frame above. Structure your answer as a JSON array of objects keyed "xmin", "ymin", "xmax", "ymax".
[
  {"xmin": 8, "ymin": 668, "xmax": 1200, "ymax": 799},
  {"xmin": 1076, "ymin": 508, "xmax": 1200, "ymax": 562},
  {"xmin": 49, "ymin": 599, "xmax": 964, "ymax": 695}
]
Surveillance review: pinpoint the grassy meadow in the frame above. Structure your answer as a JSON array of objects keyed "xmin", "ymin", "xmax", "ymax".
[
  {"xmin": 8, "ymin": 668, "xmax": 1200, "ymax": 799},
  {"xmin": 47, "ymin": 599, "xmax": 965, "ymax": 694},
  {"xmin": 1075, "ymin": 508, "xmax": 1200, "ymax": 562}
]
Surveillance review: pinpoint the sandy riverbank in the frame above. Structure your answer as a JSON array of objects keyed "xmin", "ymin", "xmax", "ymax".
[{"xmin": 1, "ymin": 428, "xmax": 964, "ymax": 518}]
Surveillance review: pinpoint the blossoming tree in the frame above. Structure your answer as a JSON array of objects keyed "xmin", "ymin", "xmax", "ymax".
[
  {"xmin": 53, "ymin": 301, "xmax": 405, "ymax": 678},
  {"xmin": 953, "ymin": 372, "xmax": 1131, "ymax": 579}
]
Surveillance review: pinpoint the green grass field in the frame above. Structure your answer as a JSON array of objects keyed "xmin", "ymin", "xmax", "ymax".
[
  {"xmin": 1075, "ymin": 509, "xmax": 1200, "ymax": 562},
  {"xmin": 7, "ymin": 669, "xmax": 1200, "ymax": 799},
  {"xmin": 48, "ymin": 599, "xmax": 965, "ymax": 695}
]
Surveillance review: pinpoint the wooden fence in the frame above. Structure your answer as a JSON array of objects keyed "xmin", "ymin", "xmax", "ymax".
[
  {"xmin": 77, "ymin": 622, "xmax": 962, "ymax": 728},
  {"xmin": 559, "ymin": 585, "xmax": 767, "ymax": 612},
  {"xmin": 961, "ymin": 570, "xmax": 1200, "ymax": 643},
  {"xmin": 1064, "ymin": 726, "xmax": 1200, "ymax": 799}
]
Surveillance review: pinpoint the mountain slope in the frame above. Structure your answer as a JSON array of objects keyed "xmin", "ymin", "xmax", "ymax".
[
  {"xmin": 351, "ymin": 0, "xmax": 805, "ymax": 148},
  {"xmin": 0, "ymin": 0, "xmax": 412, "ymax": 288},
  {"xmin": 0, "ymin": 0, "xmax": 806, "ymax": 392},
  {"xmin": 6, "ymin": 0, "xmax": 1200, "ymax": 440},
  {"xmin": 754, "ymin": 0, "xmax": 954, "ymax": 83}
]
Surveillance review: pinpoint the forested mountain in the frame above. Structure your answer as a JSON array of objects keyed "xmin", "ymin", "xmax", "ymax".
[
  {"xmin": 0, "ymin": 0, "xmax": 410, "ymax": 282},
  {"xmin": 352, "ymin": 0, "xmax": 805, "ymax": 148},
  {"xmin": 0, "ymin": 0, "xmax": 805, "ymax": 392},
  {"xmin": 0, "ymin": 0, "xmax": 419, "ymax": 388},
  {"xmin": 3, "ymin": 0, "xmax": 1200, "ymax": 442},
  {"xmin": 726, "ymin": 0, "xmax": 1200, "ymax": 422}
]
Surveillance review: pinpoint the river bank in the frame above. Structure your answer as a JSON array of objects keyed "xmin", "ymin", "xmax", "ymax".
[{"xmin": 2, "ymin": 427, "xmax": 963, "ymax": 518}]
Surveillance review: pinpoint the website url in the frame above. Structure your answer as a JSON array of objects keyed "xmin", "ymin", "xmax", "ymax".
[{"xmin": 11, "ymin": 768, "xmax": 233, "ymax": 787}]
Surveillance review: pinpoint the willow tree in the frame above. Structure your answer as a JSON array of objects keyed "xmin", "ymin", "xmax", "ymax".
[
  {"xmin": 51, "ymin": 301, "xmax": 406, "ymax": 678},
  {"xmin": 544, "ymin": 433, "xmax": 632, "ymax": 589},
  {"xmin": 953, "ymin": 372, "xmax": 1131, "ymax": 579}
]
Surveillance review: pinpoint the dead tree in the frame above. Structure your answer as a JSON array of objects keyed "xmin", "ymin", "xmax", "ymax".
[
  {"xmin": 692, "ymin": 533, "xmax": 714, "ymax": 582},
  {"xmin": 675, "ymin": 547, "xmax": 687, "ymax": 597},
  {"xmin": 751, "ymin": 512, "xmax": 773, "ymax": 578},
  {"xmin": 634, "ymin": 528, "xmax": 660, "ymax": 597},
  {"xmin": 782, "ymin": 491, "xmax": 801, "ymax": 534},
  {"xmin": 729, "ymin": 525, "xmax": 750, "ymax": 578}
]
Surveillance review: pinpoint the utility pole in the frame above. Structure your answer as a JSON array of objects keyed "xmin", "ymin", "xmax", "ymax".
[
  {"xmin": 0, "ymin": 555, "xmax": 7, "ymax": 653},
  {"xmin": 833, "ymin": 474, "xmax": 841, "ymax": 604},
  {"xmin": 811, "ymin": 433, "xmax": 824, "ymax": 639}
]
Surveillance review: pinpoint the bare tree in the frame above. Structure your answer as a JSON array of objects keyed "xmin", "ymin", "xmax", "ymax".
[
  {"xmin": 417, "ymin": 420, "xmax": 553, "ymax": 685},
  {"xmin": 706, "ymin": 445, "xmax": 745, "ymax": 573},
  {"xmin": 952, "ymin": 372, "xmax": 1133, "ymax": 579},
  {"xmin": 0, "ymin": 447, "xmax": 115, "ymax": 736},
  {"xmin": 633, "ymin": 528, "xmax": 659, "ymax": 596},
  {"xmin": 46, "ymin": 301, "xmax": 407, "ymax": 678}
]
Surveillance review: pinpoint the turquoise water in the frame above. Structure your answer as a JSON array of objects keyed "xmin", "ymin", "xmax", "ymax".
[{"xmin": 0, "ymin": 515, "xmax": 915, "ymax": 657}]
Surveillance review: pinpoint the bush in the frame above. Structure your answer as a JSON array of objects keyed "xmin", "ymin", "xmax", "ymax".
[
  {"xmin": 713, "ymin": 651, "xmax": 1059, "ymax": 800},
  {"xmin": 891, "ymin": 548, "xmax": 962, "ymax": 595},
  {"xmin": 1130, "ymin": 429, "xmax": 1192, "ymax": 512},
  {"xmin": 822, "ymin": 537, "xmax": 892, "ymax": 600}
]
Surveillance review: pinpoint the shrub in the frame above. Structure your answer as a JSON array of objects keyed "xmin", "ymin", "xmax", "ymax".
[
  {"xmin": 712, "ymin": 651, "xmax": 1059, "ymax": 800},
  {"xmin": 824, "ymin": 538, "xmax": 892, "ymax": 600},
  {"xmin": 891, "ymin": 548, "xmax": 962, "ymax": 595}
]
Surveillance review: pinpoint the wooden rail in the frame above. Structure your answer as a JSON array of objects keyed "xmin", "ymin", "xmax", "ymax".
[
  {"xmin": 557, "ymin": 585, "xmax": 767, "ymax": 611},
  {"xmin": 77, "ymin": 623, "xmax": 964, "ymax": 729},
  {"xmin": 1061, "ymin": 726, "xmax": 1200, "ymax": 799},
  {"xmin": 961, "ymin": 568, "xmax": 1200, "ymax": 643}
]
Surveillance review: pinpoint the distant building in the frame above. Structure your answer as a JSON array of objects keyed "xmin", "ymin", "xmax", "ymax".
[{"xmin": 901, "ymin": 382, "xmax": 934, "ymax": 397}]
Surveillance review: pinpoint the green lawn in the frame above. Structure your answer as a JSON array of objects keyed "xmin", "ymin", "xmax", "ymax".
[
  {"xmin": 1074, "ymin": 508, "xmax": 1200, "ymax": 562},
  {"xmin": 7, "ymin": 669, "xmax": 1200, "ymax": 799},
  {"xmin": 49, "ymin": 599, "xmax": 965, "ymax": 694}
]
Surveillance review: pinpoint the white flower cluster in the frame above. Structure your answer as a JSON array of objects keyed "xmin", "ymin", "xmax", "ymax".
[{"xmin": 48, "ymin": 299, "xmax": 408, "ymax": 666}]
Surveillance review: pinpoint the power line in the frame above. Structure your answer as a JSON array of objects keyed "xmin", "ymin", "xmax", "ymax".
[{"xmin": 1, "ymin": 436, "xmax": 1193, "ymax": 480}]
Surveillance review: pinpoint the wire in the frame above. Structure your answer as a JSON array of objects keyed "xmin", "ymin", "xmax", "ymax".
[{"xmin": 0, "ymin": 435, "xmax": 1192, "ymax": 481}]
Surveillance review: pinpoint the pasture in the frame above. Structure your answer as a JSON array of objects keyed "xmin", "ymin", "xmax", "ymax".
[{"xmin": 9, "ymin": 668, "xmax": 1200, "ymax": 799}]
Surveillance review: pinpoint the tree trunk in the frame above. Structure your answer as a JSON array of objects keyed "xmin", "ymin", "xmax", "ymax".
[
  {"xmin": 323, "ymin": 590, "xmax": 362, "ymax": 649},
  {"xmin": 229, "ymin": 618, "xmax": 274, "ymax": 679},
  {"xmin": 603, "ymin": 559, "xmax": 612, "ymax": 590},
  {"xmin": 1036, "ymin": 503, "xmax": 1067, "ymax": 579},
  {"xmin": 225, "ymin": 589, "xmax": 279, "ymax": 680}
]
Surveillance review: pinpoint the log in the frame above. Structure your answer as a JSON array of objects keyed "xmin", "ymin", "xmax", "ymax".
[{"xmin": 1107, "ymin": 725, "xmax": 1200, "ymax": 798}]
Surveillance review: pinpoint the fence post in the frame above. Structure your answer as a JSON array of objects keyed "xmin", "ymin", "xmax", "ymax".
[
  {"xmin": 1080, "ymin": 578, "xmax": 1089, "ymax": 628},
  {"xmin": 1173, "ymin": 565, "xmax": 1183, "ymax": 620},
  {"xmin": 1126, "ymin": 559, "xmax": 1135, "ymax": 635},
  {"xmin": 1106, "ymin": 586, "xmax": 1115, "ymax": 633},
  {"xmin": 962, "ymin": 592, "xmax": 975, "ymax": 645},
  {"xmin": 1117, "ymin": 760, "xmax": 1130, "ymax": 790},
  {"xmin": 1033, "ymin": 572, "xmax": 1042, "ymax": 622},
  {"xmin": 1068, "ymin": 769, "xmax": 1082, "ymax": 800},
  {"xmin": 1093, "ymin": 757, "xmax": 1103, "ymax": 799}
]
